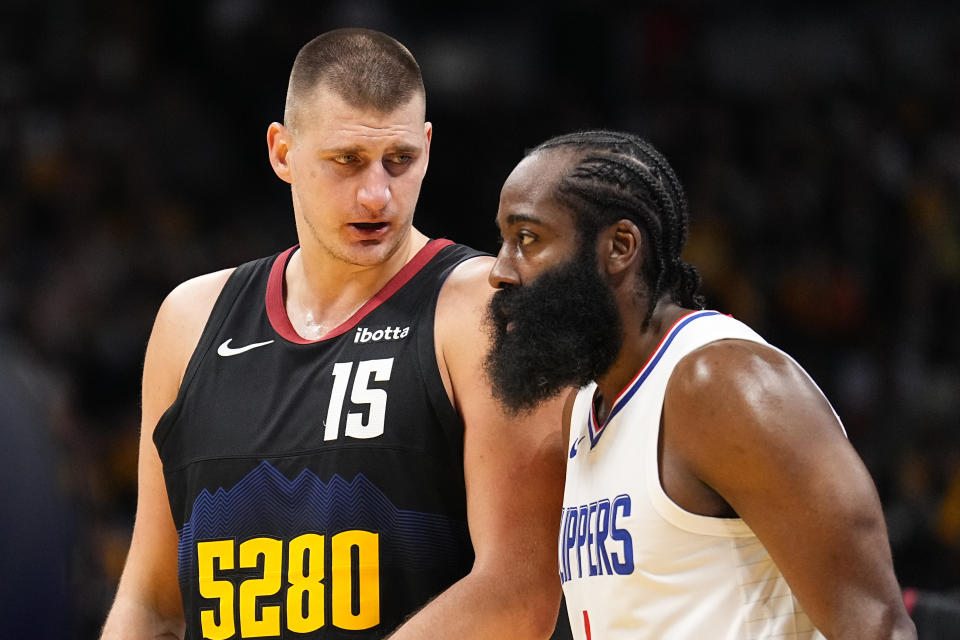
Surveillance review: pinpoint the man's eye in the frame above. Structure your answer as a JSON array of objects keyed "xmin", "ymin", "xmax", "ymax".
[
  {"xmin": 389, "ymin": 154, "xmax": 413, "ymax": 164},
  {"xmin": 519, "ymin": 232, "xmax": 536, "ymax": 246},
  {"xmin": 334, "ymin": 154, "xmax": 359, "ymax": 164}
]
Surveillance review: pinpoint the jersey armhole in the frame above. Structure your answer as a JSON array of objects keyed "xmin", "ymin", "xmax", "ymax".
[
  {"xmin": 644, "ymin": 315, "xmax": 769, "ymax": 538},
  {"xmin": 152, "ymin": 258, "xmax": 268, "ymax": 451},
  {"xmin": 645, "ymin": 414, "xmax": 756, "ymax": 538}
]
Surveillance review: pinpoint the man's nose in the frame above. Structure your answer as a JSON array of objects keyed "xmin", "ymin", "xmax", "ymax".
[
  {"xmin": 357, "ymin": 163, "xmax": 392, "ymax": 213},
  {"xmin": 488, "ymin": 247, "xmax": 521, "ymax": 289}
]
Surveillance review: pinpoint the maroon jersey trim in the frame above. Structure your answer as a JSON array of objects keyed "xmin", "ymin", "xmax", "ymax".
[{"xmin": 265, "ymin": 239, "xmax": 456, "ymax": 344}]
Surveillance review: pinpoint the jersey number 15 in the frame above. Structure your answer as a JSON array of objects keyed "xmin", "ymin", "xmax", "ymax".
[{"xmin": 324, "ymin": 358, "xmax": 394, "ymax": 441}]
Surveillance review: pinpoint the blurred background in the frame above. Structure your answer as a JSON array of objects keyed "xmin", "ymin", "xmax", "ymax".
[{"xmin": 1, "ymin": 0, "xmax": 959, "ymax": 637}]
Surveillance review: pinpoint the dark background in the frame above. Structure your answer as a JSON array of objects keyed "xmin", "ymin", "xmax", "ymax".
[{"xmin": 2, "ymin": 1, "xmax": 959, "ymax": 637}]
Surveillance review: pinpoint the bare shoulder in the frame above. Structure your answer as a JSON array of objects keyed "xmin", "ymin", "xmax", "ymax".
[
  {"xmin": 663, "ymin": 337, "xmax": 848, "ymax": 495},
  {"xmin": 666, "ymin": 337, "xmax": 841, "ymax": 436},
  {"xmin": 433, "ymin": 256, "xmax": 494, "ymax": 356},
  {"xmin": 149, "ymin": 268, "xmax": 235, "ymax": 390},
  {"xmin": 671, "ymin": 339, "xmax": 804, "ymax": 394},
  {"xmin": 437, "ymin": 255, "xmax": 497, "ymax": 309},
  {"xmin": 432, "ymin": 256, "xmax": 495, "ymax": 408},
  {"xmin": 666, "ymin": 338, "xmax": 837, "ymax": 429},
  {"xmin": 161, "ymin": 268, "xmax": 236, "ymax": 323}
]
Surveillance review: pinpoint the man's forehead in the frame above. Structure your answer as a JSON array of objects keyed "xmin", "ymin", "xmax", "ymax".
[
  {"xmin": 515, "ymin": 148, "xmax": 578, "ymax": 185},
  {"xmin": 300, "ymin": 100, "xmax": 426, "ymax": 146},
  {"xmin": 502, "ymin": 148, "xmax": 577, "ymax": 202},
  {"xmin": 326, "ymin": 121, "xmax": 423, "ymax": 144},
  {"xmin": 498, "ymin": 150, "xmax": 581, "ymax": 232},
  {"xmin": 308, "ymin": 82, "xmax": 425, "ymax": 118},
  {"xmin": 293, "ymin": 85, "xmax": 425, "ymax": 136}
]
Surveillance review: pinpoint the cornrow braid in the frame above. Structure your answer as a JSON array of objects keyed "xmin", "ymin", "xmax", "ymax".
[{"xmin": 532, "ymin": 130, "xmax": 705, "ymax": 327}]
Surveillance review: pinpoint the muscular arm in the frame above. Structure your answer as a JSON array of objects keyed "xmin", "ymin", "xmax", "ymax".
[
  {"xmin": 100, "ymin": 269, "xmax": 233, "ymax": 640},
  {"xmin": 663, "ymin": 339, "xmax": 916, "ymax": 640},
  {"xmin": 388, "ymin": 256, "xmax": 568, "ymax": 639}
]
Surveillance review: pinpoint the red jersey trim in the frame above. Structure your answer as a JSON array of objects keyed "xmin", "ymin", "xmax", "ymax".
[{"xmin": 265, "ymin": 239, "xmax": 455, "ymax": 344}]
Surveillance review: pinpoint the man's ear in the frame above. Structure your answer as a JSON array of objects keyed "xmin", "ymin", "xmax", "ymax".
[
  {"xmin": 267, "ymin": 122, "xmax": 293, "ymax": 184},
  {"xmin": 600, "ymin": 219, "xmax": 642, "ymax": 275},
  {"xmin": 421, "ymin": 121, "xmax": 432, "ymax": 175}
]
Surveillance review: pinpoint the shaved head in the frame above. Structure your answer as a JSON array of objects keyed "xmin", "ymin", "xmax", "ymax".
[{"xmin": 284, "ymin": 28, "xmax": 425, "ymax": 132}]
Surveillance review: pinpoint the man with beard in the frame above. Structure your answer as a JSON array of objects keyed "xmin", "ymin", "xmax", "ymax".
[{"xmin": 485, "ymin": 130, "xmax": 916, "ymax": 640}]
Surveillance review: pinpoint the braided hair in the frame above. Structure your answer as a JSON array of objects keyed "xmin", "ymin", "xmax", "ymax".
[{"xmin": 531, "ymin": 130, "xmax": 705, "ymax": 326}]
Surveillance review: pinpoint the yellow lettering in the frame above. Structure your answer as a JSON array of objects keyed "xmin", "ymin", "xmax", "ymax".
[
  {"xmin": 238, "ymin": 537, "xmax": 282, "ymax": 637},
  {"xmin": 195, "ymin": 530, "xmax": 380, "ymax": 637},
  {"xmin": 287, "ymin": 533, "xmax": 325, "ymax": 633},
  {"xmin": 198, "ymin": 539, "xmax": 236, "ymax": 640},
  {"xmin": 331, "ymin": 530, "xmax": 380, "ymax": 630}
]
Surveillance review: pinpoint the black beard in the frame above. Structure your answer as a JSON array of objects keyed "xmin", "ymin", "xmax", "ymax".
[{"xmin": 484, "ymin": 247, "xmax": 622, "ymax": 414}]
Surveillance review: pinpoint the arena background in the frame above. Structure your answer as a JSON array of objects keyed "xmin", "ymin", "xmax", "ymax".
[{"xmin": 2, "ymin": 1, "xmax": 959, "ymax": 637}]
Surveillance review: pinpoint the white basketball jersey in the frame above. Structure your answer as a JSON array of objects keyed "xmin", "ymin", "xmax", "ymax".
[{"xmin": 560, "ymin": 310, "xmax": 826, "ymax": 639}]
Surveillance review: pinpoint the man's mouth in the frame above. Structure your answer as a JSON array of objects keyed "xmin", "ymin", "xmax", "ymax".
[{"xmin": 350, "ymin": 222, "xmax": 390, "ymax": 236}]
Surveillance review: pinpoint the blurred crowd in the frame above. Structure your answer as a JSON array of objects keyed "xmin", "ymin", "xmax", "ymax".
[{"xmin": 1, "ymin": 1, "xmax": 958, "ymax": 636}]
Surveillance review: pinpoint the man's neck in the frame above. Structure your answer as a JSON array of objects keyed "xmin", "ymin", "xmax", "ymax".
[
  {"xmin": 593, "ymin": 301, "xmax": 691, "ymax": 424},
  {"xmin": 284, "ymin": 228, "xmax": 430, "ymax": 340}
]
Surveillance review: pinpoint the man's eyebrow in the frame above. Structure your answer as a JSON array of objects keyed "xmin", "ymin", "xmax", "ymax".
[
  {"xmin": 505, "ymin": 213, "xmax": 541, "ymax": 226},
  {"xmin": 320, "ymin": 145, "xmax": 364, "ymax": 155},
  {"xmin": 320, "ymin": 143, "xmax": 420, "ymax": 155}
]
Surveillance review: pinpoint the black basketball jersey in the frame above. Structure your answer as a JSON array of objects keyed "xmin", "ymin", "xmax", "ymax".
[{"xmin": 154, "ymin": 239, "xmax": 484, "ymax": 639}]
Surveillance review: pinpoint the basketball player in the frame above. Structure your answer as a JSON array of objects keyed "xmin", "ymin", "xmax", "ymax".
[
  {"xmin": 99, "ymin": 29, "xmax": 567, "ymax": 639},
  {"xmin": 485, "ymin": 130, "xmax": 917, "ymax": 639}
]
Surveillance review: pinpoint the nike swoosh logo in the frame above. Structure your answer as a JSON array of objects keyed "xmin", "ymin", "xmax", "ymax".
[
  {"xmin": 569, "ymin": 436, "xmax": 586, "ymax": 459},
  {"xmin": 217, "ymin": 338, "xmax": 275, "ymax": 357}
]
